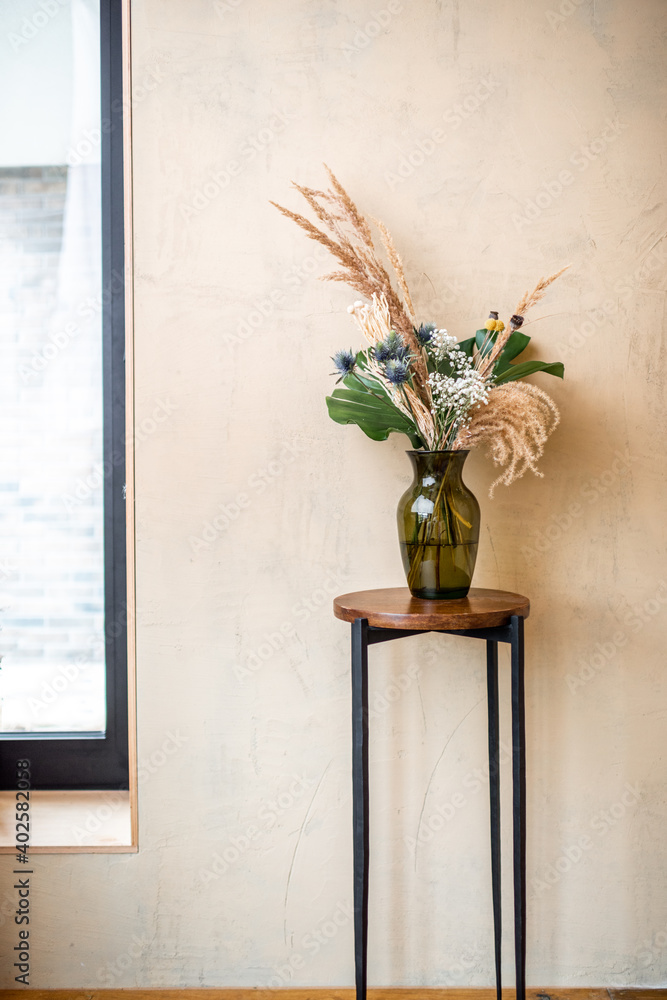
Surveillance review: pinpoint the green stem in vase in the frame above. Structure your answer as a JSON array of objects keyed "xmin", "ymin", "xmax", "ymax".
[
  {"xmin": 401, "ymin": 450, "xmax": 479, "ymax": 598},
  {"xmin": 407, "ymin": 453, "xmax": 454, "ymax": 591}
]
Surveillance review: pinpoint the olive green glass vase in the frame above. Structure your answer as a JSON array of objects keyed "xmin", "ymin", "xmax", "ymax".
[{"xmin": 397, "ymin": 450, "xmax": 481, "ymax": 600}]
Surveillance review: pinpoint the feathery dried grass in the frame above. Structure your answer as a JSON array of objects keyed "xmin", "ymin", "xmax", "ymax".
[
  {"xmin": 402, "ymin": 384, "xmax": 435, "ymax": 447},
  {"xmin": 273, "ymin": 169, "xmax": 566, "ymax": 480},
  {"xmin": 271, "ymin": 166, "xmax": 429, "ymax": 403},
  {"xmin": 454, "ymin": 382, "xmax": 560, "ymax": 496},
  {"xmin": 373, "ymin": 217, "xmax": 415, "ymax": 320},
  {"xmin": 514, "ymin": 265, "xmax": 570, "ymax": 319}
]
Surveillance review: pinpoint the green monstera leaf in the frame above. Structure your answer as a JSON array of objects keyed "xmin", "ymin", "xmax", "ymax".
[
  {"xmin": 326, "ymin": 373, "xmax": 424, "ymax": 448},
  {"xmin": 494, "ymin": 331, "xmax": 531, "ymax": 372},
  {"xmin": 493, "ymin": 359, "xmax": 564, "ymax": 384},
  {"xmin": 457, "ymin": 336, "xmax": 476, "ymax": 358},
  {"xmin": 474, "ymin": 327, "xmax": 495, "ymax": 358},
  {"xmin": 464, "ymin": 328, "xmax": 564, "ymax": 383}
]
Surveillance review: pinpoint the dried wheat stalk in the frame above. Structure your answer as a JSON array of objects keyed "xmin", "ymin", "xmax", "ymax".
[
  {"xmin": 271, "ymin": 167, "xmax": 430, "ymax": 404},
  {"xmin": 514, "ymin": 265, "xmax": 570, "ymax": 318},
  {"xmin": 372, "ymin": 217, "xmax": 416, "ymax": 320},
  {"xmin": 454, "ymin": 381, "xmax": 560, "ymax": 496},
  {"xmin": 402, "ymin": 383, "xmax": 435, "ymax": 446}
]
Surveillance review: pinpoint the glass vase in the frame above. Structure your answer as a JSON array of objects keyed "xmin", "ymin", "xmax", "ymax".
[{"xmin": 397, "ymin": 450, "xmax": 480, "ymax": 599}]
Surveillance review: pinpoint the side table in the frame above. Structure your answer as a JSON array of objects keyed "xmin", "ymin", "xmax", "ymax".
[{"xmin": 333, "ymin": 587, "xmax": 530, "ymax": 1000}]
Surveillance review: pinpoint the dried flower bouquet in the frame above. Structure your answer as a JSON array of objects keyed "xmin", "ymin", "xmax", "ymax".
[{"xmin": 272, "ymin": 167, "xmax": 566, "ymax": 496}]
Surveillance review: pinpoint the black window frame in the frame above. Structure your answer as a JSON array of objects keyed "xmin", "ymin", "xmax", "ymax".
[{"xmin": 0, "ymin": 0, "xmax": 129, "ymax": 792}]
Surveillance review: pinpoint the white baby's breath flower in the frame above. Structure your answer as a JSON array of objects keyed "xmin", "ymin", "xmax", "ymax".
[{"xmin": 425, "ymin": 330, "xmax": 491, "ymax": 447}]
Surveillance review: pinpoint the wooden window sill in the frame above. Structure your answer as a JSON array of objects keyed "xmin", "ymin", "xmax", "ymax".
[{"xmin": 0, "ymin": 790, "xmax": 136, "ymax": 853}]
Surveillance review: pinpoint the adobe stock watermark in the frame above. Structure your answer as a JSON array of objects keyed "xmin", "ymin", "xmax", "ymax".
[
  {"xmin": 71, "ymin": 790, "xmax": 126, "ymax": 847},
  {"xmin": 546, "ymin": 0, "xmax": 588, "ymax": 30},
  {"xmin": 180, "ymin": 109, "xmax": 297, "ymax": 220},
  {"xmin": 385, "ymin": 75, "xmax": 501, "ymax": 191},
  {"xmin": 558, "ymin": 239, "xmax": 667, "ymax": 361},
  {"xmin": 444, "ymin": 942, "xmax": 488, "ymax": 985},
  {"xmin": 532, "ymin": 782, "xmax": 642, "ymax": 894},
  {"xmin": 266, "ymin": 900, "xmax": 353, "ymax": 987},
  {"xmin": 636, "ymin": 922, "xmax": 667, "ymax": 970},
  {"xmin": 189, "ymin": 437, "xmax": 308, "ymax": 554},
  {"xmin": 0, "ymin": 558, "xmax": 15, "ymax": 583},
  {"xmin": 565, "ymin": 580, "xmax": 667, "ymax": 695},
  {"xmin": 18, "ymin": 269, "xmax": 125, "ymax": 384},
  {"xmin": 418, "ymin": 277, "xmax": 466, "ymax": 319},
  {"xmin": 61, "ymin": 397, "xmax": 178, "ymax": 513},
  {"xmin": 7, "ymin": 0, "xmax": 68, "ymax": 52},
  {"xmin": 198, "ymin": 774, "xmax": 315, "ymax": 884},
  {"xmin": 26, "ymin": 606, "xmax": 129, "ymax": 718},
  {"xmin": 96, "ymin": 933, "xmax": 151, "ymax": 987},
  {"xmin": 520, "ymin": 446, "xmax": 638, "ymax": 564},
  {"xmin": 222, "ymin": 246, "xmax": 330, "ymax": 351},
  {"xmin": 92, "ymin": 733, "xmax": 190, "ymax": 983},
  {"xmin": 405, "ymin": 741, "xmax": 513, "ymax": 856},
  {"xmin": 369, "ymin": 662, "xmax": 421, "ymax": 720},
  {"xmin": 74, "ymin": 730, "xmax": 190, "ymax": 846},
  {"xmin": 214, "ymin": 0, "xmax": 244, "ymax": 13},
  {"xmin": 342, "ymin": 0, "xmax": 403, "ymax": 62},
  {"xmin": 367, "ymin": 632, "xmax": 448, "ymax": 723},
  {"xmin": 234, "ymin": 566, "xmax": 350, "ymax": 681},
  {"xmin": 512, "ymin": 118, "xmax": 628, "ymax": 232},
  {"xmin": 67, "ymin": 66, "xmax": 164, "ymax": 166}
]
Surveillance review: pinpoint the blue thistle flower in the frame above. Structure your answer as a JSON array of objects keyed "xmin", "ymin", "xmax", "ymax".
[
  {"xmin": 386, "ymin": 330, "xmax": 407, "ymax": 357},
  {"xmin": 416, "ymin": 322, "xmax": 436, "ymax": 346},
  {"xmin": 383, "ymin": 358, "xmax": 411, "ymax": 386},
  {"xmin": 373, "ymin": 340, "xmax": 391, "ymax": 363},
  {"xmin": 331, "ymin": 349, "xmax": 357, "ymax": 382},
  {"xmin": 375, "ymin": 330, "xmax": 410, "ymax": 363}
]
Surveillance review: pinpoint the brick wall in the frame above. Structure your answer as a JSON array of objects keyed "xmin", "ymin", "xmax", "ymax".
[{"xmin": 0, "ymin": 165, "xmax": 105, "ymax": 733}]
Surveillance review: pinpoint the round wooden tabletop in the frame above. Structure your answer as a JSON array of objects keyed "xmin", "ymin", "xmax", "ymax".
[{"xmin": 333, "ymin": 587, "xmax": 530, "ymax": 630}]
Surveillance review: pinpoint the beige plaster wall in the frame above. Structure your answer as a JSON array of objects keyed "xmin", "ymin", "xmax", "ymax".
[{"xmin": 2, "ymin": 0, "xmax": 667, "ymax": 988}]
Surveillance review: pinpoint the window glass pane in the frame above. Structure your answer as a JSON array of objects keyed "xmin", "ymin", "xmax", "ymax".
[{"xmin": 0, "ymin": 0, "xmax": 105, "ymax": 734}]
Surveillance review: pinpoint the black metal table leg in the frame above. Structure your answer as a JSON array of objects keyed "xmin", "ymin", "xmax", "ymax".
[
  {"xmin": 486, "ymin": 639, "xmax": 502, "ymax": 1000},
  {"xmin": 510, "ymin": 614, "xmax": 526, "ymax": 1000},
  {"xmin": 351, "ymin": 618, "xmax": 370, "ymax": 1000},
  {"xmin": 344, "ymin": 601, "xmax": 528, "ymax": 999}
]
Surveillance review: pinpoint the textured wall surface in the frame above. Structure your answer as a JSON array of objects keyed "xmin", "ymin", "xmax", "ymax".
[{"xmin": 2, "ymin": 0, "xmax": 667, "ymax": 987}]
